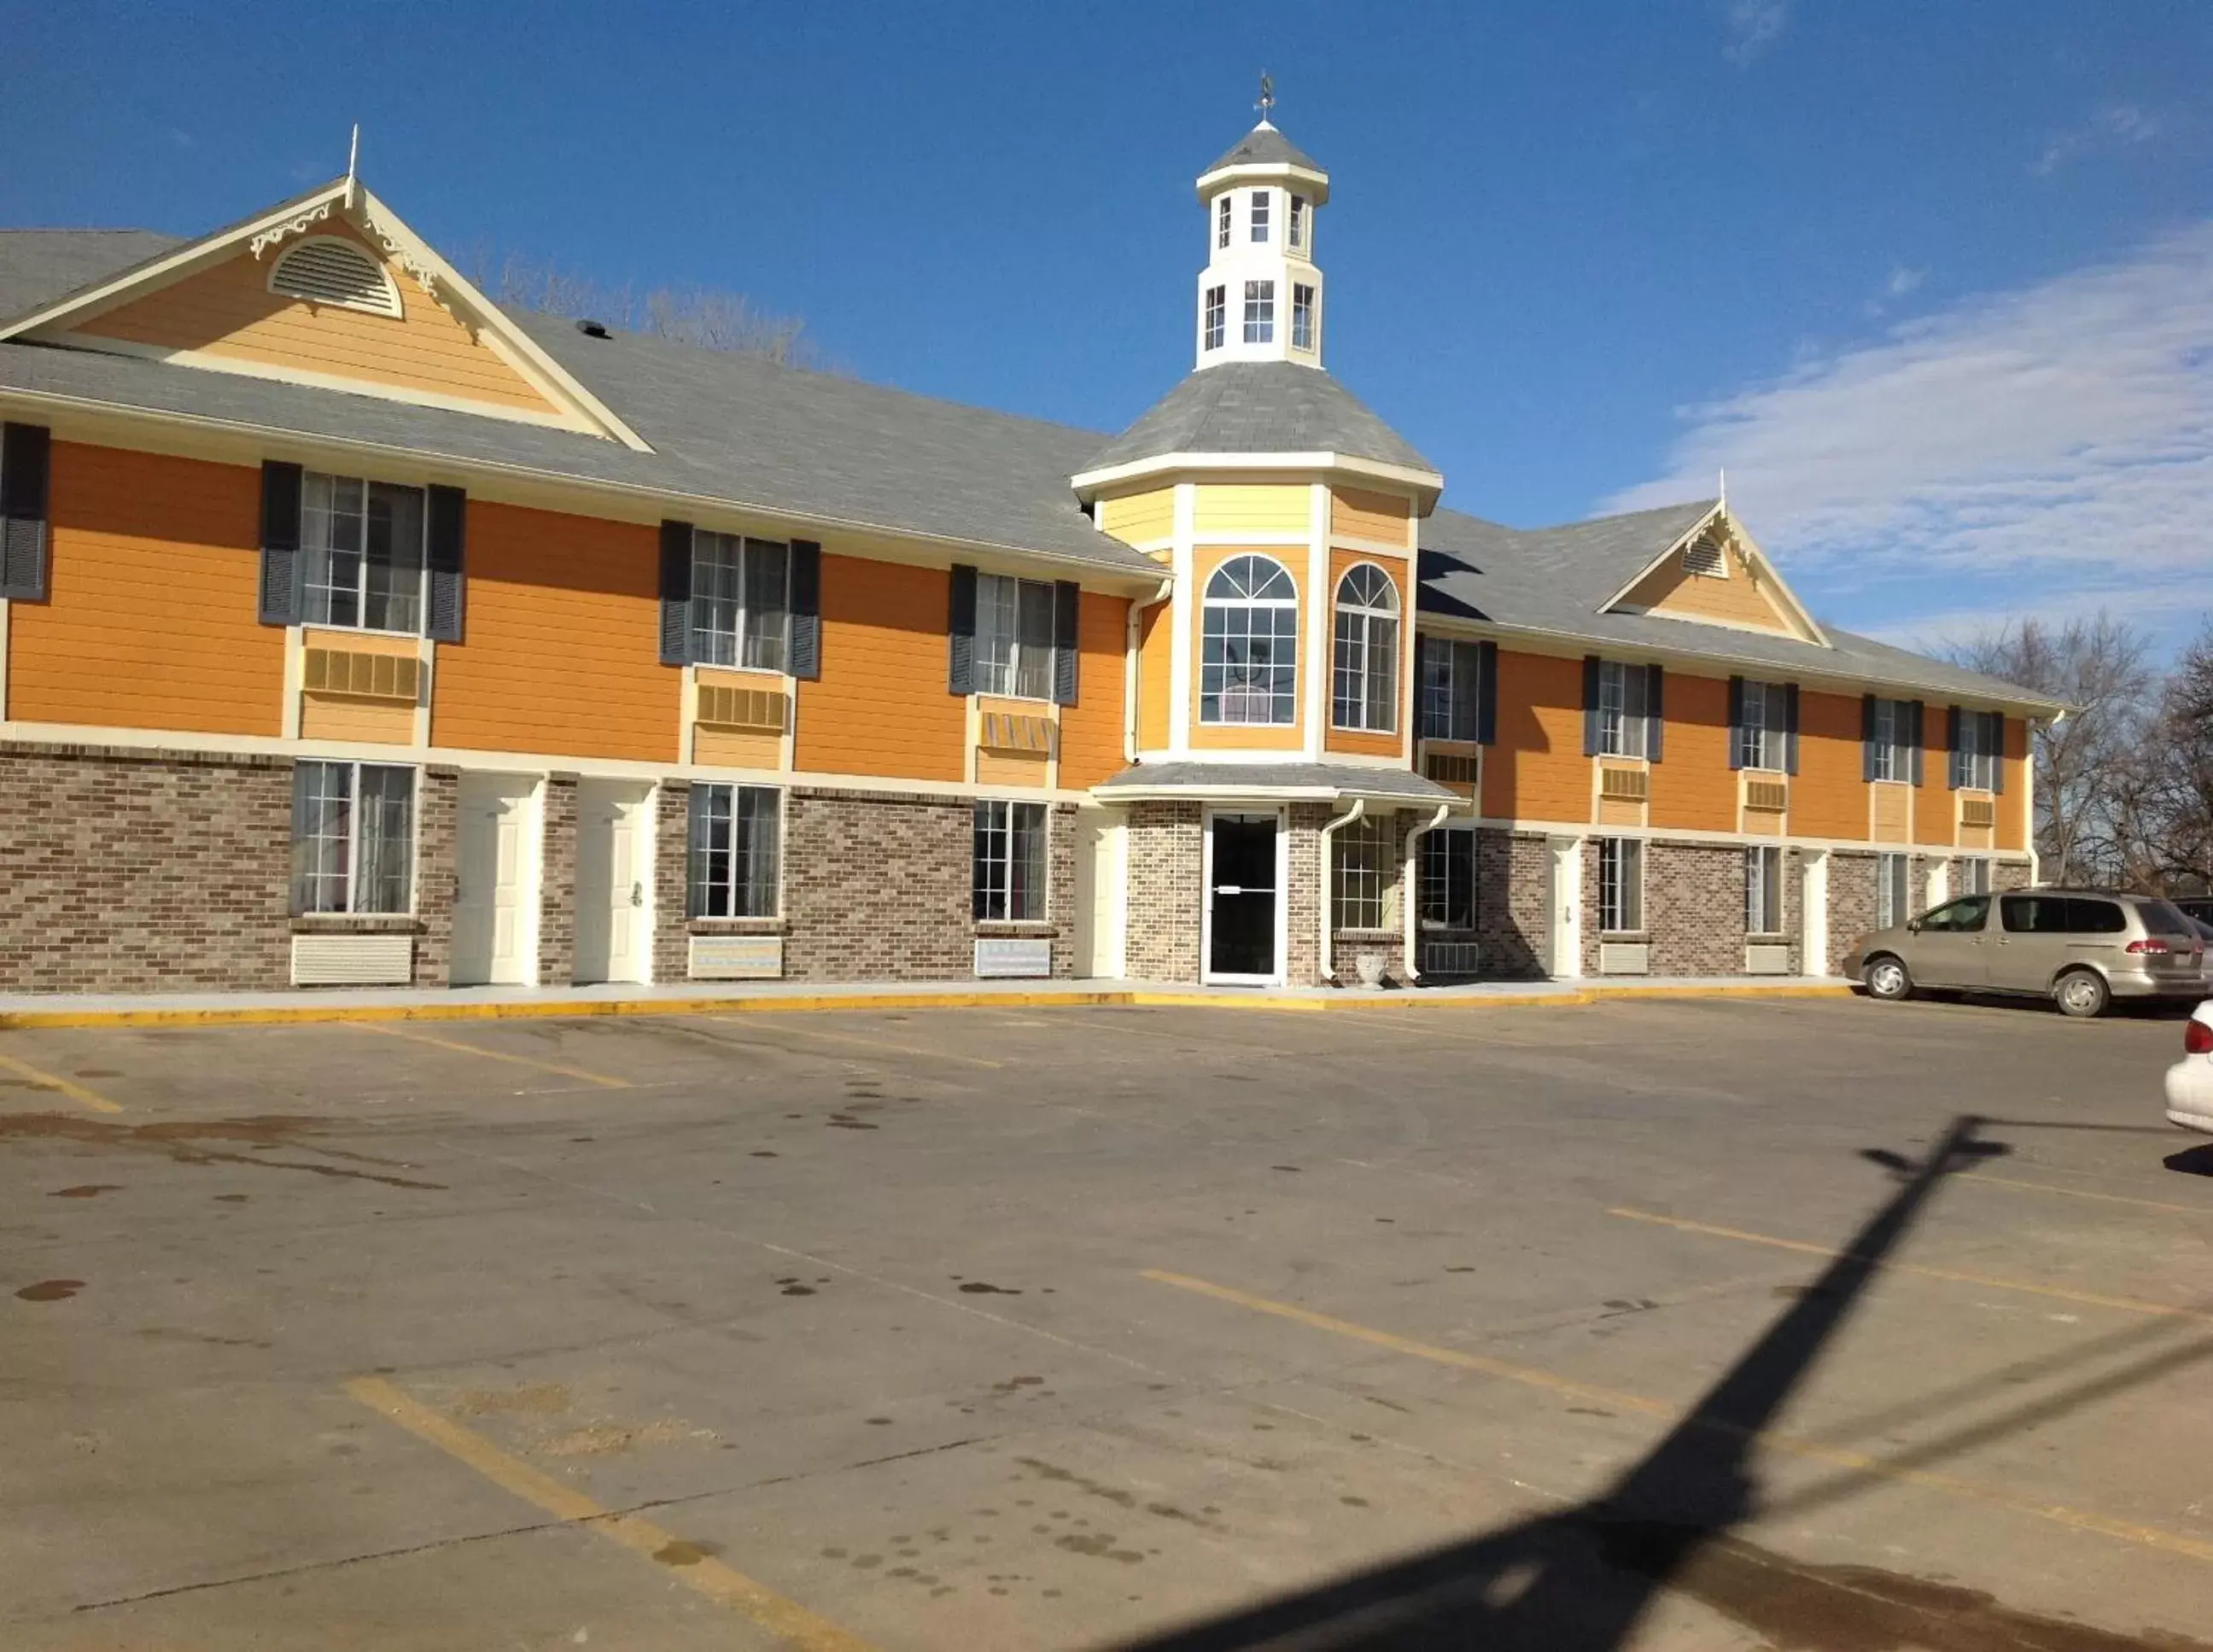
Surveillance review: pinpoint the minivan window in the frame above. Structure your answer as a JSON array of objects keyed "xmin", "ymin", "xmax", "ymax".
[
  {"xmin": 2140, "ymin": 899, "xmax": 2192, "ymax": 937},
  {"xmin": 2000, "ymin": 894, "xmax": 2064, "ymax": 933},
  {"xmin": 1919, "ymin": 896, "xmax": 1989, "ymax": 933}
]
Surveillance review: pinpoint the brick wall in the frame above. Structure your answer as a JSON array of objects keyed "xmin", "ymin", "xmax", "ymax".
[
  {"xmin": 409, "ymin": 765, "xmax": 458, "ymax": 989},
  {"xmin": 1288, "ymin": 802, "xmax": 1328, "ymax": 986},
  {"xmin": 0, "ymin": 744, "xmax": 294, "ymax": 993},
  {"xmin": 536, "ymin": 773, "xmax": 578, "ymax": 987},
  {"xmin": 1477, "ymin": 830, "xmax": 1551, "ymax": 979},
  {"xmin": 1827, "ymin": 850, "xmax": 1879, "ymax": 976},
  {"xmin": 1584, "ymin": 838, "xmax": 1763, "ymax": 977},
  {"xmin": 1124, "ymin": 800, "xmax": 1202, "ymax": 982},
  {"xmin": 651, "ymin": 779, "xmax": 690, "ymax": 984}
]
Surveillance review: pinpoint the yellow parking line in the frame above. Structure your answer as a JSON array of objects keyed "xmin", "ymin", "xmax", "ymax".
[
  {"xmin": 1959, "ymin": 1172, "xmax": 2211, "ymax": 1217},
  {"xmin": 1607, "ymin": 1207, "xmax": 2213, "ymax": 1324},
  {"xmin": 345, "ymin": 1376, "xmax": 874, "ymax": 1651},
  {"xmin": 1141, "ymin": 1269, "xmax": 2213, "ymax": 1565},
  {"xmin": 0, "ymin": 1049, "xmax": 123, "ymax": 1114},
  {"xmin": 355, "ymin": 1024, "xmax": 632, "ymax": 1089},
  {"xmin": 713, "ymin": 1017, "xmax": 1005, "ymax": 1069}
]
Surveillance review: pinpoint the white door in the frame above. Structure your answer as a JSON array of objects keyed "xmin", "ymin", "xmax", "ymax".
[
  {"xmin": 453, "ymin": 776, "xmax": 536, "ymax": 987},
  {"xmin": 575, "ymin": 781, "xmax": 649, "ymax": 984},
  {"xmin": 1069, "ymin": 807, "xmax": 1125, "ymax": 978},
  {"xmin": 1546, "ymin": 835, "xmax": 1583, "ymax": 980},
  {"xmin": 1801, "ymin": 849, "xmax": 1831, "ymax": 978}
]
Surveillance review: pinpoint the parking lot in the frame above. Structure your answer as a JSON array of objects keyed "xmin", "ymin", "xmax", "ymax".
[{"xmin": 3, "ymin": 993, "xmax": 2210, "ymax": 1650}]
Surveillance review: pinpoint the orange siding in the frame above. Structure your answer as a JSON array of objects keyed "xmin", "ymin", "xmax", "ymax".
[
  {"xmin": 1998, "ymin": 715, "xmax": 2030, "ymax": 851},
  {"xmin": 430, "ymin": 502, "xmax": 675, "ymax": 762},
  {"xmin": 1629, "ymin": 552, "xmax": 1797, "ymax": 634},
  {"xmin": 795, "ymin": 557, "xmax": 966, "ymax": 782},
  {"xmin": 1322, "ymin": 547, "xmax": 1409, "ymax": 760},
  {"xmin": 72, "ymin": 223, "xmax": 556, "ymax": 413},
  {"xmin": 1912, "ymin": 712, "xmax": 1953, "ymax": 846},
  {"xmin": 1647, "ymin": 673, "xmax": 1737, "ymax": 833},
  {"xmin": 1790, "ymin": 688, "xmax": 1867, "ymax": 841},
  {"xmin": 1481, "ymin": 650, "xmax": 1587, "ymax": 822},
  {"xmin": 1060, "ymin": 591, "xmax": 1130, "ymax": 790},
  {"xmin": 1136, "ymin": 598, "xmax": 1171, "ymax": 750},
  {"xmin": 9, "ymin": 442, "xmax": 281, "ymax": 735}
]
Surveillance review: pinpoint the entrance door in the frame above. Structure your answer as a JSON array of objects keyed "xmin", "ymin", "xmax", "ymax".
[
  {"xmin": 1206, "ymin": 812, "xmax": 1281, "ymax": 982},
  {"xmin": 1069, "ymin": 806, "xmax": 1124, "ymax": 978},
  {"xmin": 575, "ymin": 781, "xmax": 650, "ymax": 984},
  {"xmin": 453, "ymin": 776, "xmax": 536, "ymax": 987}
]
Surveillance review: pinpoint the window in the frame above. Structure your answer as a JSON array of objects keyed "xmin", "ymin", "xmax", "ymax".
[
  {"xmin": 1421, "ymin": 639, "xmax": 1485, "ymax": 742},
  {"xmin": 1871, "ymin": 698, "xmax": 1913, "ymax": 782},
  {"xmin": 1216, "ymin": 195, "xmax": 1231, "ymax": 250},
  {"xmin": 1597, "ymin": 661, "xmax": 1650, "ymax": 759},
  {"xmin": 1249, "ymin": 189, "xmax": 1270, "ymax": 242},
  {"xmin": 1737, "ymin": 680, "xmax": 1789, "ymax": 771},
  {"xmin": 690, "ymin": 531, "xmax": 791, "ymax": 672},
  {"xmin": 1200, "ymin": 555, "xmax": 1298, "ymax": 725},
  {"xmin": 1956, "ymin": 709, "xmax": 2000, "ymax": 791},
  {"xmin": 1959, "ymin": 856, "xmax": 1991, "ymax": 896},
  {"xmin": 2001, "ymin": 894, "xmax": 2127, "ymax": 935},
  {"xmin": 1331, "ymin": 564, "xmax": 1399, "ymax": 733},
  {"xmin": 1334, "ymin": 816, "xmax": 1394, "ymax": 931},
  {"xmin": 687, "ymin": 784, "xmax": 780, "ymax": 918},
  {"xmin": 1292, "ymin": 283, "xmax": 1315, "ymax": 351},
  {"xmin": 1918, "ymin": 895, "xmax": 1989, "ymax": 933},
  {"xmin": 1202, "ymin": 284, "xmax": 1226, "ymax": 351},
  {"xmin": 1877, "ymin": 852, "xmax": 1911, "ymax": 929},
  {"xmin": 1745, "ymin": 846, "xmax": 1784, "ymax": 936},
  {"xmin": 1243, "ymin": 279, "xmax": 1275, "ymax": 344},
  {"xmin": 974, "ymin": 573, "xmax": 1055, "ymax": 700},
  {"xmin": 1420, "ymin": 827, "xmax": 1477, "ymax": 931},
  {"xmin": 291, "ymin": 761, "xmax": 413, "ymax": 914},
  {"xmin": 1598, "ymin": 838, "xmax": 1644, "ymax": 933},
  {"xmin": 973, "ymin": 801, "xmax": 1048, "ymax": 921},
  {"xmin": 302, "ymin": 470, "xmax": 424, "ymax": 633},
  {"xmin": 1289, "ymin": 194, "xmax": 1307, "ymax": 250}
]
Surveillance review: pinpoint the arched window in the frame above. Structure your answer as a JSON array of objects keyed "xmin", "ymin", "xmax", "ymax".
[
  {"xmin": 267, "ymin": 236, "xmax": 402, "ymax": 318},
  {"xmin": 1331, "ymin": 563, "xmax": 1399, "ymax": 733},
  {"xmin": 1201, "ymin": 555, "xmax": 1298, "ymax": 726}
]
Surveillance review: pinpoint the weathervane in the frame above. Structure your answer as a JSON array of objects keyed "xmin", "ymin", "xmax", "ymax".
[
  {"xmin": 344, "ymin": 123, "xmax": 360, "ymax": 209},
  {"xmin": 1257, "ymin": 71, "xmax": 1275, "ymax": 123}
]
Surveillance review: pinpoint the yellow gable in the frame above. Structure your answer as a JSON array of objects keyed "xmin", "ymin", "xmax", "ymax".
[
  {"xmin": 1616, "ymin": 527, "xmax": 1813, "ymax": 641},
  {"xmin": 62, "ymin": 220, "xmax": 563, "ymax": 421}
]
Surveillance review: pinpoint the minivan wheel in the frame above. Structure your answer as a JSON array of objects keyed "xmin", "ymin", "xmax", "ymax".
[
  {"xmin": 1864, "ymin": 955, "xmax": 1912, "ymax": 1001},
  {"xmin": 2054, "ymin": 969, "xmax": 2110, "ymax": 1019}
]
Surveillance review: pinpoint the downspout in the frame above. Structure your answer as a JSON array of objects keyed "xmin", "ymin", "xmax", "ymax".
[
  {"xmin": 1401, "ymin": 802, "xmax": 1453, "ymax": 985},
  {"xmin": 1124, "ymin": 578, "xmax": 1174, "ymax": 762},
  {"xmin": 1317, "ymin": 797, "xmax": 1365, "ymax": 984}
]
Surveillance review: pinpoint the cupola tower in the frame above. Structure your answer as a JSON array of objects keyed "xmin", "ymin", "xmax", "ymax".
[{"xmin": 1192, "ymin": 102, "xmax": 1329, "ymax": 371}]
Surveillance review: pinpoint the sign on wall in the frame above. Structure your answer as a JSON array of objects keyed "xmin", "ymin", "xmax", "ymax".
[
  {"xmin": 690, "ymin": 934, "xmax": 785, "ymax": 980},
  {"xmin": 973, "ymin": 937, "xmax": 1052, "ymax": 979}
]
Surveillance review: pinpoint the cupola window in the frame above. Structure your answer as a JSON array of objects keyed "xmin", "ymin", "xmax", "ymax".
[
  {"xmin": 1249, "ymin": 190, "xmax": 1270, "ymax": 242},
  {"xmin": 1202, "ymin": 285, "xmax": 1226, "ymax": 351},
  {"xmin": 1242, "ymin": 280, "xmax": 1276, "ymax": 344},
  {"xmin": 1289, "ymin": 195, "xmax": 1307, "ymax": 250},
  {"xmin": 268, "ymin": 236, "xmax": 402, "ymax": 318},
  {"xmin": 1216, "ymin": 195, "xmax": 1231, "ymax": 249},
  {"xmin": 1292, "ymin": 284, "xmax": 1315, "ymax": 351}
]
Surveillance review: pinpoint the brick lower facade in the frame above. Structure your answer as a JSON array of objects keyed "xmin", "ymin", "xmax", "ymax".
[
  {"xmin": 1124, "ymin": 800, "xmax": 1203, "ymax": 982},
  {"xmin": 535, "ymin": 772, "xmax": 578, "ymax": 987}
]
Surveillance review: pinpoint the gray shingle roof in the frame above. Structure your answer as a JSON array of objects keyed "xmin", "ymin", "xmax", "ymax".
[
  {"xmin": 1419, "ymin": 502, "xmax": 2062, "ymax": 709},
  {"xmin": 1203, "ymin": 123, "xmax": 1323, "ymax": 177},
  {"xmin": 1081, "ymin": 362, "xmax": 1437, "ymax": 477},
  {"xmin": 1095, "ymin": 762, "xmax": 1457, "ymax": 803},
  {"xmin": 0, "ymin": 229, "xmax": 184, "ymax": 321}
]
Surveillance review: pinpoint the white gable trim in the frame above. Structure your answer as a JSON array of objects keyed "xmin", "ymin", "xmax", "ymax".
[
  {"xmin": 1071, "ymin": 449, "xmax": 1444, "ymax": 505},
  {"xmin": 1597, "ymin": 504, "xmax": 1829, "ymax": 648}
]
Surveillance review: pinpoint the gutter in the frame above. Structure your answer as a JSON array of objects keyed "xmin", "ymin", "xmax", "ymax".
[{"xmin": 1316, "ymin": 798, "xmax": 1365, "ymax": 984}]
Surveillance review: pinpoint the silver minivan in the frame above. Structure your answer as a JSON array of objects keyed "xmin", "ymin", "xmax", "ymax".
[{"xmin": 1846, "ymin": 888, "xmax": 2204, "ymax": 1018}]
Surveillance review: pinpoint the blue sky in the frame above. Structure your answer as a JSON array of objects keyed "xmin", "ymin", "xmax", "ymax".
[{"xmin": 3, "ymin": 2, "xmax": 2209, "ymax": 647}]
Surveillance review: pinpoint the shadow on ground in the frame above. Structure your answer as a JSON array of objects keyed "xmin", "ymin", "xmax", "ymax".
[{"xmin": 1114, "ymin": 1116, "xmax": 2213, "ymax": 1652}]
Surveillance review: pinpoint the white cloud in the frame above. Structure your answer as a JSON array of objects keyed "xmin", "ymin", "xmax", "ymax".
[
  {"xmin": 2032, "ymin": 102, "xmax": 2162, "ymax": 176},
  {"xmin": 1605, "ymin": 223, "xmax": 2213, "ymax": 641},
  {"xmin": 1722, "ymin": 0, "xmax": 1790, "ymax": 65},
  {"xmin": 1883, "ymin": 266, "xmax": 1924, "ymax": 300}
]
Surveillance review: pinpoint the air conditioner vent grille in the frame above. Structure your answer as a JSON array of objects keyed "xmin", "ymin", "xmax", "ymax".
[{"xmin": 269, "ymin": 238, "xmax": 402, "ymax": 318}]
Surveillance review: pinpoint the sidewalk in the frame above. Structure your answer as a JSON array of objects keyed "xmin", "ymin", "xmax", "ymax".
[{"xmin": 0, "ymin": 973, "xmax": 1853, "ymax": 1030}]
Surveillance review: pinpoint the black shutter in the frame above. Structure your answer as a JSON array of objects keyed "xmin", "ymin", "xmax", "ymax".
[
  {"xmin": 1052, "ymin": 579, "xmax": 1079, "ymax": 706},
  {"xmin": 1726, "ymin": 675, "xmax": 1746, "ymax": 771},
  {"xmin": 256, "ymin": 460, "xmax": 303, "ymax": 626},
  {"xmin": 1581, "ymin": 656, "xmax": 1602, "ymax": 756},
  {"xmin": 1908, "ymin": 699, "xmax": 1925, "ymax": 786},
  {"xmin": 1861, "ymin": 694, "xmax": 1878, "ymax": 783},
  {"xmin": 947, "ymin": 563, "xmax": 978, "ymax": 695},
  {"xmin": 1947, "ymin": 704, "xmax": 1963, "ymax": 791},
  {"xmin": 1988, "ymin": 711, "xmax": 2006, "ymax": 794},
  {"xmin": 658, "ymin": 521, "xmax": 693, "ymax": 666},
  {"xmin": 788, "ymin": 539, "xmax": 822, "ymax": 680},
  {"xmin": 1474, "ymin": 640, "xmax": 1498, "ymax": 746},
  {"xmin": 1645, "ymin": 663, "xmax": 1665, "ymax": 763},
  {"xmin": 0, "ymin": 423, "xmax": 52, "ymax": 602},
  {"xmin": 1783, "ymin": 682, "xmax": 1801, "ymax": 776},
  {"xmin": 425, "ymin": 484, "xmax": 465, "ymax": 642}
]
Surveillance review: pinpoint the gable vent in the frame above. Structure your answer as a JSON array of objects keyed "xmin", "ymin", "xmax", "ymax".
[
  {"xmin": 267, "ymin": 236, "xmax": 403, "ymax": 318},
  {"xmin": 1681, "ymin": 535, "xmax": 1727, "ymax": 579}
]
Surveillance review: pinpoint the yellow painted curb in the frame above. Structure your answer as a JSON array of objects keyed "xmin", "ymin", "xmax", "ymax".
[{"xmin": 0, "ymin": 980, "xmax": 1853, "ymax": 1032}]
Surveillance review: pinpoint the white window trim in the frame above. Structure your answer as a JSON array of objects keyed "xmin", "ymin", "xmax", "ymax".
[
  {"xmin": 690, "ymin": 529, "xmax": 792, "ymax": 675},
  {"xmin": 1738, "ymin": 680, "xmax": 1786, "ymax": 772},
  {"xmin": 688, "ymin": 781, "xmax": 785, "ymax": 919},
  {"xmin": 295, "ymin": 759, "xmax": 417, "ymax": 916},
  {"xmin": 1202, "ymin": 284, "xmax": 1226, "ymax": 352},
  {"xmin": 1330, "ymin": 563, "xmax": 1400, "ymax": 733},
  {"xmin": 1249, "ymin": 188, "xmax": 1271, "ymax": 244},
  {"xmin": 1216, "ymin": 195, "xmax": 1232, "ymax": 250},
  {"xmin": 1288, "ymin": 194, "xmax": 1307, "ymax": 252},
  {"xmin": 1871, "ymin": 698, "xmax": 1910, "ymax": 784},
  {"xmin": 301, "ymin": 470, "xmax": 428, "ymax": 638},
  {"xmin": 1598, "ymin": 662, "xmax": 1649, "ymax": 761},
  {"xmin": 1200, "ymin": 555, "xmax": 1299, "ymax": 727},
  {"xmin": 1333, "ymin": 814, "xmax": 1395, "ymax": 931},
  {"xmin": 1242, "ymin": 278, "xmax": 1276, "ymax": 345},
  {"xmin": 1745, "ymin": 844, "xmax": 1784, "ymax": 937},
  {"xmin": 973, "ymin": 799, "xmax": 1050, "ymax": 923},
  {"xmin": 1291, "ymin": 283, "xmax": 1317, "ymax": 353},
  {"xmin": 1877, "ymin": 850, "xmax": 1911, "ymax": 929},
  {"xmin": 1598, "ymin": 836, "xmax": 1644, "ymax": 934},
  {"xmin": 973, "ymin": 572, "xmax": 1056, "ymax": 703}
]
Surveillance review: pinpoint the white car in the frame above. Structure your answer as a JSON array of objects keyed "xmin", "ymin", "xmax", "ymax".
[{"xmin": 2164, "ymin": 1001, "xmax": 2213, "ymax": 1134}]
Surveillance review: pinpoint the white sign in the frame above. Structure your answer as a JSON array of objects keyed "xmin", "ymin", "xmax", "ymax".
[
  {"xmin": 973, "ymin": 937, "xmax": 1052, "ymax": 979},
  {"xmin": 690, "ymin": 934, "xmax": 785, "ymax": 980}
]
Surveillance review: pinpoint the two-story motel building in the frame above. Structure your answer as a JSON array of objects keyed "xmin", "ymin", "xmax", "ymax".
[{"xmin": 0, "ymin": 120, "xmax": 2057, "ymax": 996}]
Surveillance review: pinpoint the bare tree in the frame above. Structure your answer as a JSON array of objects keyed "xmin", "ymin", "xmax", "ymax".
[{"xmin": 1946, "ymin": 614, "xmax": 2153, "ymax": 884}]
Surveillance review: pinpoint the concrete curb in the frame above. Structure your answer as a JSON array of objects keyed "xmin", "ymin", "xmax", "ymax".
[{"xmin": 0, "ymin": 981, "xmax": 1855, "ymax": 1031}]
